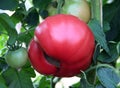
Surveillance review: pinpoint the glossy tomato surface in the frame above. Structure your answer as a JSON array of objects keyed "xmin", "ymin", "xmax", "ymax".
[{"xmin": 28, "ymin": 14, "xmax": 95, "ymax": 77}]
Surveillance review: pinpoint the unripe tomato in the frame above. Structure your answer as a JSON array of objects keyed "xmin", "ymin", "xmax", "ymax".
[
  {"xmin": 5, "ymin": 47, "xmax": 28, "ymax": 68},
  {"xmin": 28, "ymin": 14, "xmax": 95, "ymax": 77},
  {"xmin": 62, "ymin": 0, "xmax": 91, "ymax": 23},
  {"xmin": 48, "ymin": 0, "xmax": 91, "ymax": 23}
]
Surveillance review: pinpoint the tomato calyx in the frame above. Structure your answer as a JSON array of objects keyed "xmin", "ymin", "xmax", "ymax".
[
  {"xmin": 7, "ymin": 41, "xmax": 22, "ymax": 51},
  {"xmin": 50, "ymin": 0, "xmax": 65, "ymax": 8},
  {"xmin": 51, "ymin": 1, "xmax": 58, "ymax": 8}
]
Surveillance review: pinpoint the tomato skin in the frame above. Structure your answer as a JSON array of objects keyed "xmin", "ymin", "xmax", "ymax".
[
  {"xmin": 48, "ymin": 0, "xmax": 91, "ymax": 23},
  {"xmin": 62, "ymin": 0, "xmax": 91, "ymax": 23},
  {"xmin": 5, "ymin": 47, "xmax": 28, "ymax": 68},
  {"xmin": 28, "ymin": 14, "xmax": 95, "ymax": 77},
  {"xmin": 28, "ymin": 39, "xmax": 57, "ymax": 75}
]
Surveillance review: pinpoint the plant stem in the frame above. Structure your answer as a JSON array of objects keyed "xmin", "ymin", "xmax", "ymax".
[
  {"xmin": 0, "ymin": 32, "xmax": 8, "ymax": 35},
  {"xmin": 51, "ymin": 77, "xmax": 55, "ymax": 88},
  {"xmin": 91, "ymin": 0, "xmax": 103, "ymax": 27},
  {"xmin": 90, "ymin": 0, "xmax": 104, "ymax": 84},
  {"xmin": 86, "ymin": 64, "xmax": 116, "ymax": 73},
  {"xmin": 57, "ymin": 0, "xmax": 64, "ymax": 14}
]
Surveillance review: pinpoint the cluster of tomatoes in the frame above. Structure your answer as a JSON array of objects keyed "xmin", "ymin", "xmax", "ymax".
[{"xmin": 5, "ymin": 0, "xmax": 95, "ymax": 77}]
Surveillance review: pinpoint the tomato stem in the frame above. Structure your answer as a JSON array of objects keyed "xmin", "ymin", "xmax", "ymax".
[
  {"xmin": 85, "ymin": 64, "xmax": 116, "ymax": 73},
  {"xmin": 57, "ymin": 0, "xmax": 64, "ymax": 14},
  {"xmin": 91, "ymin": 0, "xmax": 103, "ymax": 27}
]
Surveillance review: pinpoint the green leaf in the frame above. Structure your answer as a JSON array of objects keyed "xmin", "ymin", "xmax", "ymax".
[
  {"xmin": 38, "ymin": 76, "xmax": 52, "ymax": 88},
  {"xmin": 39, "ymin": 9, "xmax": 49, "ymax": 19},
  {"xmin": 2, "ymin": 67, "xmax": 34, "ymax": 88},
  {"xmin": 104, "ymin": 0, "xmax": 120, "ymax": 41},
  {"xmin": 86, "ymin": 69, "xmax": 96, "ymax": 84},
  {"xmin": 0, "ymin": 34, "xmax": 8, "ymax": 56},
  {"xmin": 97, "ymin": 42, "xmax": 119, "ymax": 63},
  {"xmin": 80, "ymin": 72, "xmax": 94, "ymax": 88},
  {"xmin": 17, "ymin": 28, "xmax": 34, "ymax": 46},
  {"xmin": 93, "ymin": 44, "xmax": 100, "ymax": 64},
  {"xmin": 102, "ymin": 0, "xmax": 108, "ymax": 5},
  {"xmin": 103, "ymin": 21, "xmax": 110, "ymax": 32},
  {"xmin": 22, "ymin": 61, "xmax": 36, "ymax": 78},
  {"xmin": 95, "ymin": 84, "xmax": 105, "ymax": 88},
  {"xmin": 11, "ymin": 8, "xmax": 26, "ymax": 24},
  {"xmin": 97, "ymin": 67, "xmax": 120, "ymax": 88},
  {"xmin": 70, "ymin": 82, "xmax": 80, "ymax": 88},
  {"xmin": 103, "ymin": 0, "xmax": 120, "ymax": 22},
  {"xmin": 117, "ymin": 42, "xmax": 120, "ymax": 56},
  {"xmin": 0, "ymin": 75, "xmax": 8, "ymax": 88},
  {"xmin": 88, "ymin": 19, "xmax": 110, "ymax": 55},
  {"xmin": 0, "ymin": 13, "xmax": 18, "ymax": 46},
  {"xmin": 0, "ymin": 0, "xmax": 19, "ymax": 11},
  {"xmin": 0, "ymin": 57, "xmax": 8, "ymax": 71},
  {"xmin": 0, "ymin": 23, "xmax": 7, "ymax": 34},
  {"xmin": 32, "ymin": 0, "xmax": 51, "ymax": 9},
  {"xmin": 24, "ymin": 8, "xmax": 39, "ymax": 26}
]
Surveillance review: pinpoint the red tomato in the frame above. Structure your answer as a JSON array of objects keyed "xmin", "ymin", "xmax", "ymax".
[{"xmin": 28, "ymin": 14, "xmax": 95, "ymax": 77}]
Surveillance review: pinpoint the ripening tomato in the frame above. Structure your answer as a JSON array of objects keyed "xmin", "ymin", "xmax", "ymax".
[{"xmin": 47, "ymin": 0, "xmax": 91, "ymax": 23}]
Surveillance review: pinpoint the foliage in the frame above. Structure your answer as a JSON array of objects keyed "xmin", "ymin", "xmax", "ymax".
[{"xmin": 0, "ymin": 0, "xmax": 120, "ymax": 88}]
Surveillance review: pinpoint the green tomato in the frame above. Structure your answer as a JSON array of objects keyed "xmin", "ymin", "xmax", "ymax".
[
  {"xmin": 48, "ymin": 0, "xmax": 91, "ymax": 23},
  {"xmin": 5, "ymin": 47, "xmax": 28, "ymax": 68},
  {"xmin": 62, "ymin": 0, "xmax": 91, "ymax": 23}
]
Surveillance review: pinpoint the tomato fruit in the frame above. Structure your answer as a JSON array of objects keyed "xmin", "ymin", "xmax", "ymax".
[
  {"xmin": 5, "ymin": 47, "xmax": 28, "ymax": 68},
  {"xmin": 62, "ymin": 0, "xmax": 91, "ymax": 23},
  {"xmin": 28, "ymin": 14, "xmax": 95, "ymax": 77},
  {"xmin": 48, "ymin": 0, "xmax": 91, "ymax": 23}
]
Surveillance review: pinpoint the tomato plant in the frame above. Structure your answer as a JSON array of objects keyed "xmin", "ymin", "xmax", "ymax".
[
  {"xmin": 0, "ymin": 0, "xmax": 120, "ymax": 88},
  {"xmin": 5, "ymin": 47, "xmax": 28, "ymax": 68},
  {"xmin": 28, "ymin": 14, "xmax": 95, "ymax": 77},
  {"xmin": 47, "ymin": 0, "xmax": 91, "ymax": 23}
]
